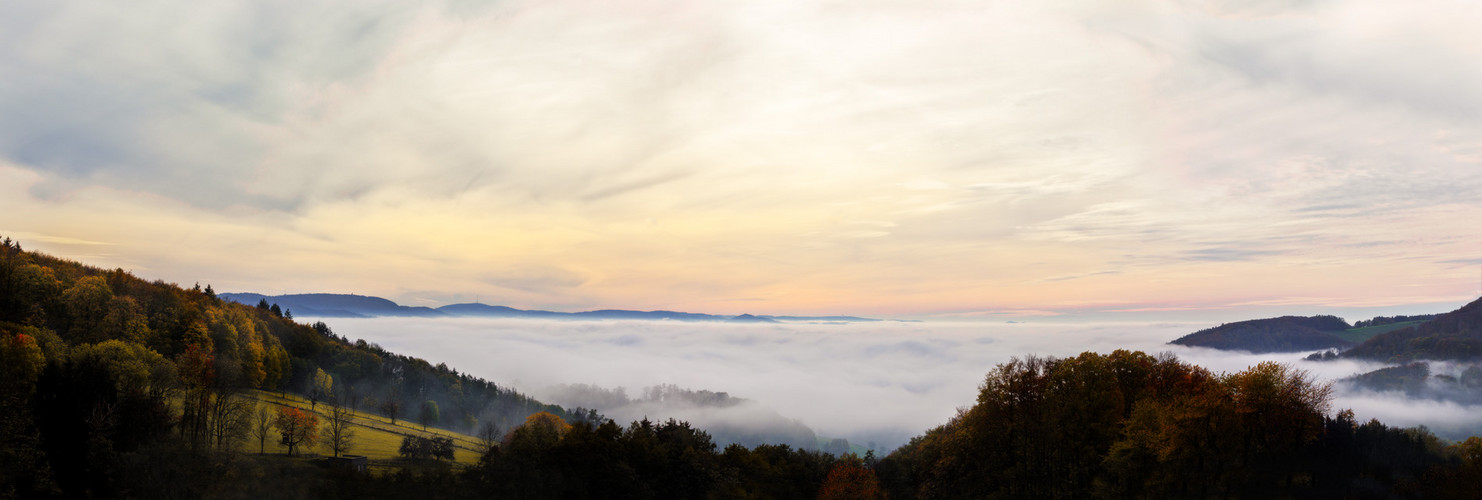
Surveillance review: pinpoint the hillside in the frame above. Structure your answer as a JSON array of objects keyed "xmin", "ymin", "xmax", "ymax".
[
  {"xmin": 0, "ymin": 238, "xmax": 571, "ymax": 496},
  {"xmin": 1331, "ymin": 320, "xmax": 1428, "ymax": 343},
  {"xmin": 1169, "ymin": 315, "xmax": 1353, "ymax": 353},
  {"xmin": 1341, "ymin": 297, "xmax": 1482, "ymax": 362}
]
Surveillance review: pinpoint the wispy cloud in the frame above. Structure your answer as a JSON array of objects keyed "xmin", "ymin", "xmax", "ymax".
[{"xmin": 1, "ymin": 0, "xmax": 1480, "ymax": 315}]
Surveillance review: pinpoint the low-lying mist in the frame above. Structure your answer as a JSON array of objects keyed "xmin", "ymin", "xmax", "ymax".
[{"xmin": 315, "ymin": 317, "xmax": 1482, "ymax": 451}]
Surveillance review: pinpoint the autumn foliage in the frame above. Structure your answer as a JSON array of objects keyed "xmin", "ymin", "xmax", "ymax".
[
  {"xmin": 816, "ymin": 455, "xmax": 885, "ymax": 500},
  {"xmin": 275, "ymin": 406, "xmax": 319, "ymax": 455}
]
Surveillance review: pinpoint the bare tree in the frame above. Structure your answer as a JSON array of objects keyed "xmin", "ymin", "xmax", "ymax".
[
  {"xmin": 325, "ymin": 402, "xmax": 356, "ymax": 457},
  {"xmin": 206, "ymin": 386, "xmax": 251, "ymax": 452},
  {"xmin": 250, "ymin": 404, "xmax": 274, "ymax": 454},
  {"xmin": 477, "ymin": 420, "xmax": 502, "ymax": 456}
]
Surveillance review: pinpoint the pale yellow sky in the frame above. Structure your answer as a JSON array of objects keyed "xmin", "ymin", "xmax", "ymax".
[{"xmin": 2, "ymin": 0, "xmax": 1481, "ymax": 319}]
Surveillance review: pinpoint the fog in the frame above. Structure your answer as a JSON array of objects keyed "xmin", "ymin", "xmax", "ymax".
[{"xmin": 316, "ymin": 317, "xmax": 1482, "ymax": 450}]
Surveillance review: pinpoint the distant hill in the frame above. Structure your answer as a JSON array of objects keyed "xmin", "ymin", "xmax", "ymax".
[
  {"xmin": 223, "ymin": 292, "xmax": 883, "ymax": 323},
  {"xmin": 1339, "ymin": 361, "xmax": 1482, "ymax": 406},
  {"xmin": 1169, "ymin": 315, "xmax": 1353, "ymax": 353},
  {"xmin": 219, "ymin": 293, "xmax": 445, "ymax": 318},
  {"xmin": 725, "ymin": 313, "xmax": 778, "ymax": 323},
  {"xmin": 1340, "ymin": 297, "xmax": 1482, "ymax": 362}
]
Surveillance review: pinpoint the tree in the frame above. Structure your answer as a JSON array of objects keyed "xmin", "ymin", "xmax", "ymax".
[
  {"xmin": 206, "ymin": 386, "xmax": 251, "ymax": 451},
  {"xmin": 818, "ymin": 455, "xmax": 885, "ymax": 500},
  {"xmin": 381, "ymin": 400, "xmax": 402, "ymax": 425},
  {"xmin": 62, "ymin": 276, "xmax": 113, "ymax": 342},
  {"xmin": 275, "ymin": 406, "xmax": 319, "ymax": 456},
  {"xmin": 325, "ymin": 402, "xmax": 356, "ymax": 458},
  {"xmin": 310, "ymin": 368, "xmax": 332, "ymax": 411},
  {"xmin": 251, "ymin": 405, "xmax": 273, "ymax": 454},
  {"xmin": 419, "ymin": 400, "xmax": 439, "ymax": 431},
  {"xmin": 0, "ymin": 332, "xmax": 45, "ymax": 390},
  {"xmin": 477, "ymin": 421, "xmax": 502, "ymax": 455},
  {"xmin": 176, "ymin": 344, "xmax": 215, "ymax": 449}
]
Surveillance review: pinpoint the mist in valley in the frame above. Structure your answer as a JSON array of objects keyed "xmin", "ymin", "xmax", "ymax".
[{"xmin": 315, "ymin": 317, "xmax": 1482, "ymax": 451}]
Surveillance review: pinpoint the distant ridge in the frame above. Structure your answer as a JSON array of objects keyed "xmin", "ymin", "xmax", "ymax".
[
  {"xmin": 220, "ymin": 292, "xmax": 886, "ymax": 323},
  {"xmin": 218, "ymin": 293, "xmax": 443, "ymax": 318},
  {"xmin": 1168, "ymin": 315, "xmax": 1353, "ymax": 354}
]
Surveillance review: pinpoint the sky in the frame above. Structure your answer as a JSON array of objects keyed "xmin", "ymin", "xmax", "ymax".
[{"xmin": 2, "ymin": 0, "xmax": 1481, "ymax": 319}]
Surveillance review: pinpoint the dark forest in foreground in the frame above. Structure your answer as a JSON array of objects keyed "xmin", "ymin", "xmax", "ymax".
[{"xmin": 1, "ymin": 237, "xmax": 1479, "ymax": 499}]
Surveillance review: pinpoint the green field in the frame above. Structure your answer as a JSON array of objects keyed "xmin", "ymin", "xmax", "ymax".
[
  {"xmin": 239, "ymin": 390, "xmax": 487, "ymax": 470},
  {"xmin": 1333, "ymin": 320, "xmax": 1424, "ymax": 343}
]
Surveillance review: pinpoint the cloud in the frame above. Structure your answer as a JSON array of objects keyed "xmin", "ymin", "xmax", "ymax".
[
  {"xmin": 2, "ymin": 0, "xmax": 1481, "ymax": 316},
  {"xmin": 319, "ymin": 317, "xmax": 1482, "ymax": 450}
]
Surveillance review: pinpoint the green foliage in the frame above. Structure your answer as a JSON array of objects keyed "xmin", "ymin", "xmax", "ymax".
[
  {"xmin": 399, "ymin": 435, "xmax": 454, "ymax": 461},
  {"xmin": 1344, "ymin": 297, "xmax": 1482, "ymax": 361},
  {"xmin": 419, "ymin": 399, "xmax": 439, "ymax": 431},
  {"xmin": 1336, "ymin": 320, "xmax": 1427, "ymax": 343}
]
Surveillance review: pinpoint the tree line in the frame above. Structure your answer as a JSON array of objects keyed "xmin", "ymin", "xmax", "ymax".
[{"xmin": 875, "ymin": 350, "xmax": 1482, "ymax": 498}]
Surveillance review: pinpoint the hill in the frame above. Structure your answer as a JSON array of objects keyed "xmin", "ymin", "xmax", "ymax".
[
  {"xmin": 0, "ymin": 237, "xmax": 570, "ymax": 496},
  {"xmin": 1168, "ymin": 315, "xmax": 1353, "ymax": 353},
  {"xmin": 1341, "ymin": 297, "xmax": 1482, "ymax": 362},
  {"xmin": 219, "ymin": 293, "xmax": 446, "ymax": 318}
]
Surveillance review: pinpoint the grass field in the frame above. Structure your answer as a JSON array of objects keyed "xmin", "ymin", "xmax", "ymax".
[
  {"xmin": 1333, "ymin": 320, "xmax": 1424, "ymax": 344},
  {"xmin": 239, "ymin": 390, "xmax": 487, "ymax": 469}
]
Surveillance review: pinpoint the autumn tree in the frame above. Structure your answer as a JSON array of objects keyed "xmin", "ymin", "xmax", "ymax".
[
  {"xmin": 61, "ymin": 275, "xmax": 112, "ymax": 343},
  {"xmin": 325, "ymin": 402, "xmax": 356, "ymax": 457},
  {"xmin": 381, "ymin": 400, "xmax": 402, "ymax": 425},
  {"xmin": 275, "ymin": 406, "xmax": 319, "ymax": 455},
  {"xmin": 817, "ymin": 455, "xmax": 885, "ymax": 500},
  {"xmin": 0, "ymin": 331, "xmax": 52, "ymax": 495}
]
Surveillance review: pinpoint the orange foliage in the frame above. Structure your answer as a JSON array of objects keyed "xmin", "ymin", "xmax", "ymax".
[
  {"xmin": 274, "ymin": 406, "xmax": 320, "ymax": 455},
  {"xmin": 817, "ymin": 459, "xmax": 884, "ymax": 500}
]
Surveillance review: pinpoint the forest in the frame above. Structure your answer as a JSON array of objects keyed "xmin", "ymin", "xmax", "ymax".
[{"xmin": 1, "ymin": 236, "xmax": 1480, "ymax": 499}]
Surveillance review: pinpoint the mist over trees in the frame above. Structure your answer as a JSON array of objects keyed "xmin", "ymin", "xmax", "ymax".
[{"xmin": 542, "ymin": 383, "xmax": 822, "ymax": 451}]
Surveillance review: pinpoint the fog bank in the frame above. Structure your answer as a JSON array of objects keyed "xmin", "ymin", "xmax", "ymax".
[{"xmin": 316, "ymin": 317, "xmax": 1481, "ymax": 450}]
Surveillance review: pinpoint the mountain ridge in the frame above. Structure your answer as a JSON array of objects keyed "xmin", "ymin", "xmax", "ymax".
[{"xmin": 220, "ymin": 292, "xmax": 885, "ymax": 323}]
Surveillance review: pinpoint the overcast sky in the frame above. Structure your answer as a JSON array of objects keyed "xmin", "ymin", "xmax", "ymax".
[{"xmin": 2, "ymin": 0, "xmax": 1481, "ymax": 319}]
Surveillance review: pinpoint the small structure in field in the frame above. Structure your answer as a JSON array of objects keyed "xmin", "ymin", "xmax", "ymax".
[{"xmin": 326, "ymin": 454, "xmax": 369, "ymax": 473}]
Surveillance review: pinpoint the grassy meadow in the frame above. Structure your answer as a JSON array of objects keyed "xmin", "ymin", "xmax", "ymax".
[{"xmin": 238, "ymin": 390, "xmax": 487, "ymax": 470}]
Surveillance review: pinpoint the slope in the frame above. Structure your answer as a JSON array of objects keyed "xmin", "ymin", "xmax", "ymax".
[{"xmin": 1341, "ymin": 296, "xmax": 1482, "ymax": 362}]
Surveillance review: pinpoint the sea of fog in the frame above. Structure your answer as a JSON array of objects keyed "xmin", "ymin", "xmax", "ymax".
[{"xmin": 314, "ymin": 317, "xmax": 1482, "ymax": 451}]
